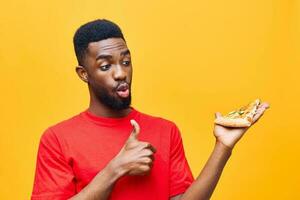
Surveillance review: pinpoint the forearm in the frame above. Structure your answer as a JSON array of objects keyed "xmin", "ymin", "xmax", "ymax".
[
  {"xmin": 69, "ymin": 162, "xmax": 124, "ymax": 200},
  {"xmin": 181, "ymin": 140, "xmax": 232, "ymax": 200}
]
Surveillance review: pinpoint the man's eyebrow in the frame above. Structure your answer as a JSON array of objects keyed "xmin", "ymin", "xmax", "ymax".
[
  {"xmin": 96, "ymin": 54, "xmax": 112, "ymax": 61},
  {"xmin": 121, "ymin": 49, "xmax": 131, "ymax": 56},
  {"xmin": 95, "ymin": 50, "xmax": 130, "ymax": 61}
]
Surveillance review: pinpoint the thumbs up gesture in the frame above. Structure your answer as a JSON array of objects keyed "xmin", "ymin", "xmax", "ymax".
[
  {"xmin": 127, "ymin": 119, "xmax": 140, "ymax": 142},
  {"xmin": 108, "ymin": 120, "xmax": 156, "ymax": 176}
]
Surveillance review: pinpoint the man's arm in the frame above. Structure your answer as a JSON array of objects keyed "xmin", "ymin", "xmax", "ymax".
[
  {"xmin": 170, "ymin": 102, "xmax": 269, "ymax": 200},
  {"xmin": 173, "ymin": 141, "xmax": 231, "ymax": 200},
  {"xmin": 69, "ymin": 162, "xmax": 122, "ymax": 200}
]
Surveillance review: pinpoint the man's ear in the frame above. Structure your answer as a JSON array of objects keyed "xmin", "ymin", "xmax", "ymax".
[{"xmin": 75, "ymin": 66, "xmax": 88, "ymax": 83}]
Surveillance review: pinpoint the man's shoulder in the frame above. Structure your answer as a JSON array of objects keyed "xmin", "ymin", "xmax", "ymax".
[
  {"xmin": 41, "ymin": 111, "xmax": 85, "ymax": 138},
  {"xmin": 52, "ymin": 112, "xmax": 84, "ymax": 129}
]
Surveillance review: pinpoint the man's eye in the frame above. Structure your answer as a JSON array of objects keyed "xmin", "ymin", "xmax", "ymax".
[
  {"xmin": 100, "ymin": 64, "xmax": 111, "ymax": 71},
  {"xmin": 122, "ymin": 61, "xmax": 131, "ymax": 66}
]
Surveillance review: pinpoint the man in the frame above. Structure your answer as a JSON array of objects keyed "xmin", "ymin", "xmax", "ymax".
[{"xmin": 31, "ymin": 19, "xmax": 269, "ymax": 200}]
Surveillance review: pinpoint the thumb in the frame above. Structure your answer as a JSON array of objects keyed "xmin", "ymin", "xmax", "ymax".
[
  {"xmin": 215, "ymin": 112, "xmax": 222, "ymax": 119},
  {"xmin": 128, "ymin": 119, "xmax": 140, "ymax": 141}
]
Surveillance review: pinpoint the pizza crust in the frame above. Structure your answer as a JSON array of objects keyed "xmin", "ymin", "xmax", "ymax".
[
  {"xmin": 214, "ymin": 117, "xmax": 251, "ymax": 127},
  {"xmin": 214, "ymin": 99, "xmax": 260, "ymax": 128}
]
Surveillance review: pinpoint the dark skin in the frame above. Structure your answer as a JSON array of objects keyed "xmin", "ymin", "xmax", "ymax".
[
  {"xmin": 76, "ymin": 37, "xmax": 132, "ymax": 118},
  {"xmin": 71, "ymin": 38, "xmax": 159, "ymax": 200},
  {"xmin": 71, "ymin": 38, "xmax": 269, "ymax": 200}
]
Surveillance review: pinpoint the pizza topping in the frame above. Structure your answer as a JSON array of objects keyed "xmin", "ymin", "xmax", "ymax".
[
  {"xmin": 226, "ymin": 109, "xmax": 246, "ymax": 119},
  {"xmin": 218, "ymin": 99, "xmax": 260, "ymax": 122},
  {"xmin": 246, "ymin": 116, "xmax": 252, "ymax": 122},
  {"xmin": 228, "ymin": 111, "xmax": 236, "ymax": 115},
  {"xmin": 215, "ymin": 99, "xmax": 261, "ymax": 127},
  {"xmin": 238, "ymin": 110, "xmax": 244, "ymax": 115}
]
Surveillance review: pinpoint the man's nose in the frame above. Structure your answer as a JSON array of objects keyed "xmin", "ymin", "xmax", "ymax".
[{"xmin": 113, "ymin": 64, "xmax": 126, "ymax": 81}]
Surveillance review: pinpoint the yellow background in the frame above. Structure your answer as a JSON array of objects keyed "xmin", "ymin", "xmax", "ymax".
[{"xmin": 0, "ymin": 0, "xmax": 299, "ymax": 199}]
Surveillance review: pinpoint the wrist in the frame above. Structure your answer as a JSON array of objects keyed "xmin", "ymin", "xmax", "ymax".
[
  {"xmin": 215, "ymin": 136, "xmax": 238, "ymax": 150},
  {"xmin": 77, "ymin": 160, "xmax": 124, "ymax": 198},
  {"xmin": 215, "ymin": 140, "xmax": 233, "ymax": 155},
  {"xmin": 106, "ymin": 159, "xmax": 127, "ymax": 181}
]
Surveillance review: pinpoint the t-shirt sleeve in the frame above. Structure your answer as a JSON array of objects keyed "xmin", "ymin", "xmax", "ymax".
[
  {"xmin": 169, "ymin": 124, "xmax": 194, "ymax": 197},
  {"xmin": 31, "ymin": 128, "xmax": 76, "ymax": 200}
]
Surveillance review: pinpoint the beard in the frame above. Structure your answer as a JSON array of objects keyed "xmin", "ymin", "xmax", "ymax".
[{"xmin": 90, "ymin": 83, "xmax": 131, "ymax": 111}]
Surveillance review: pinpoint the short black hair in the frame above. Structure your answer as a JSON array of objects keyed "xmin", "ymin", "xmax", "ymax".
[{"xmin": 73, "ymin": 19, "xmax": 125, "ymax": 66}]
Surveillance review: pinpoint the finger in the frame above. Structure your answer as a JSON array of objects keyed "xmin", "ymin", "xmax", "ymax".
[
  {"xmin": 140, "ymin": 149, "xmax": 154, "ymax": 157},
  {"xmin": 139, "ymin": 142, "xmax": 157, "ymax": 153},
  {"xmin": 148, "ymin": 145, "xmax": 157, "ymax": 153},
  {"xmin": 140, "ymin": 157, "xmax": 153, "ymax": 165},
  {"xmin": 259, "ymin": 102, "xmax": 270, "ymax": 109},
  {"xmin": 215, "ymin": 112, "xmax": 222, "ymax": 119},
  {"xmin": 128, "ymin": 119, "xmax": 140, "ymax": 141},
  {"xmin": 139, "ymin": 165, "xmax": 151, "ymax": 173},
  {"xmin": 252, "ymin": 107, "xmax": 267, "ymax": 123},
  {"xmin": 144, "ymin": 143, "xmax": 156, "ymax": 153},
  {"xmin": 149, "ymin": 154, "xmax": 155, "ymax": 161}
]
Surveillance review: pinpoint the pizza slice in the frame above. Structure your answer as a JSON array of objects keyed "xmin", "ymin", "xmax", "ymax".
[{"xmin": 214, "ymin": 99, "xmax": 261, "ymax": 127}]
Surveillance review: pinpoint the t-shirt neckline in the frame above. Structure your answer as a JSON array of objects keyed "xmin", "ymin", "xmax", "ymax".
[{"xmin": 80, "ymin": 107, "xmax": 138, "ymax": 127}]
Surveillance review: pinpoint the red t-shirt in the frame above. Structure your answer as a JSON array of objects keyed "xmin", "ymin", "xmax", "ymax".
[{"xmin": 31, "ymin": 108, "xmax": 194, "ymax": 200}]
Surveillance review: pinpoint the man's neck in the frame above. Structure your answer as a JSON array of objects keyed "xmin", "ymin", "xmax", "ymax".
[{"xmin": 88, "ymin": 99, "xmax": 131, "ymax": 118}]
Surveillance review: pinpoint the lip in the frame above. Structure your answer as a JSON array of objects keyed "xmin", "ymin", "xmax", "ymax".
[
  {"xmin": 116, "ymin": 82, "xmax": 129, "ymax": 91},
  {"xmin": 115, "ymin": 82, "xmax": 130, "ymax": 98},
  {"xmin": 116, "ymin": 88, "xmax": 129, "ymax": 98}
]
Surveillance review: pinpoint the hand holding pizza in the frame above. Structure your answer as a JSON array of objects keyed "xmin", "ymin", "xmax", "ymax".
[{"xmin": 213, "ymin": 99, "xmax": 270, "ymax": 149}]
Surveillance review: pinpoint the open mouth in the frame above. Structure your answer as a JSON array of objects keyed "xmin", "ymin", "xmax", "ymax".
[{"xmin": 116, "ymin": 83, "xmax": 130, "ymax": 98}]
